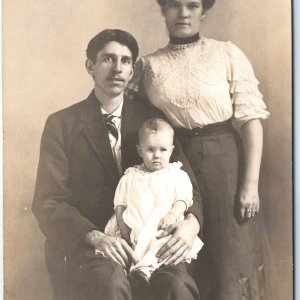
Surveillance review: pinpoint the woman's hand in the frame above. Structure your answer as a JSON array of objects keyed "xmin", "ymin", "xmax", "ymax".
[
  {"xmin": 85, "ymin": 230, "xmax": 138, "ymax": 269},
  {"xmin": 239, "ymin": 119, "xmax": 263, "ymax": 220},
  {"xmin": 156, "ymin": 213, "xmax": 199, "ymax": 265},
  {"xmin": 239, "ymin": 183, "xmax": 260, "ymax": 220}
]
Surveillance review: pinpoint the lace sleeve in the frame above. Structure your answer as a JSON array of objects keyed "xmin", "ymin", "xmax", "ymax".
[
  {"xmin": 226, "ymin": 42, "xmax": 270, "ymax": 126},
  {"xmin": 125, "ymin": 58, "xmax": 146, "ymax": 99}
]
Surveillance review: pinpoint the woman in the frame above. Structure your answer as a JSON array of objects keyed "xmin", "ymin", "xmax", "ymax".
[{"xmin": 127, "ymin": 0, "xmax": 277, "ymax": 299}]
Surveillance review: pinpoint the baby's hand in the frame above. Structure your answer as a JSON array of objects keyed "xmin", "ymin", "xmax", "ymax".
[
  {"xmin": 158, "ymin": 213, "xmax": 178, "ymax": 230},
  {"xmin": 119, "ymin": 224, "xmax": 132, "ymax": 246}
]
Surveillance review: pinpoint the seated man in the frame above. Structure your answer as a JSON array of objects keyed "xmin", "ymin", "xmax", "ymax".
[{"xmin": 32, "ymin": 29, "xmax": 202, "ymax": 300}]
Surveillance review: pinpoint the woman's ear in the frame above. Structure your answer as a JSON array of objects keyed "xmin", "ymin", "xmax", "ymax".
[{"xmin": 85, "ymin": 59, "xmax": 95, "ymax": 77}]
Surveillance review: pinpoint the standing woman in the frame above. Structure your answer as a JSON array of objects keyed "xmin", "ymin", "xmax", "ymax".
[{"xmin": 127, "ymin": 0, "xmax": 277, "ymax": 299}]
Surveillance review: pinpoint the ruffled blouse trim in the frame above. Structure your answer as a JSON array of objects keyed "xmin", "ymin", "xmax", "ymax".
[
  {"xmin": 124, "ymin": 162, "xmax": 183, "ymax": 176},
  {"xmin": 230, "ymin": 80, "xmax": 261, "ymax": 94}
]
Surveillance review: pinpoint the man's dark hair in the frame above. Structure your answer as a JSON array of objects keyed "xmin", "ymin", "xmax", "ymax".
[
  {"xmin": 156, "ymin": 0, "xmax": 215, "ymax": 11},
  {"xmin": 86, "ymin": 29, "xmax": 139, "ymax": 64}
]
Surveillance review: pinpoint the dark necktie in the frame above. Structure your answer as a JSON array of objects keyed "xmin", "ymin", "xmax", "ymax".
[{"xmin": 103, "ymin": 114, "xmax": 119, "ymax": 140}]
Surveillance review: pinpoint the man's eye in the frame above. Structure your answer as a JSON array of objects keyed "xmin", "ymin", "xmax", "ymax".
[
  {"xmin": 122, "ymin": 58, "xmax": 132, "ymax": 65},
  {"xmin": 104, "ymin": 57, "xmax": 113, "ymax": 63}
]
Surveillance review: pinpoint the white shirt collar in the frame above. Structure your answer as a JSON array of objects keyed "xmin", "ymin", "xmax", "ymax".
[{"xmin": 100, "ymin": 100, "xmax": 124, "ymax": 118}]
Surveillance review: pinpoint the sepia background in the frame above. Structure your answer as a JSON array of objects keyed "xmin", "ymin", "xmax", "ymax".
[{"xmin": 4, "ymin": 0, "xmax": 292, "ymax": 299}]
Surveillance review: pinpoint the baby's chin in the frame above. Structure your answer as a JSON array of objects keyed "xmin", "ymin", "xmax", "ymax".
[{"xmin": 145, "ymin": 163, "xmax": 165, "ymax": 172}]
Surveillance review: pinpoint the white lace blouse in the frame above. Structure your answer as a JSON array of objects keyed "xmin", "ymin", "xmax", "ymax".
[{"xmin": 127, "ymin": 37, "xmax": 269, "ymax": 128}]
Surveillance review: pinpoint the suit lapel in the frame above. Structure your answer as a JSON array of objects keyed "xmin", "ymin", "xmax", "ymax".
[
  {"xmin": 121, "ymin": 97, "xmax": 142, "ymax": 172},
  {"xmin": 81, "ymin": 92, "xmax": 120, "ymax": 185}
]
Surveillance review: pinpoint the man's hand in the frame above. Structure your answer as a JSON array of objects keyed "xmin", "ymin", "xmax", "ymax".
[
  {"xmin": 85, "ymin": 230, "xmax": 138, "ymax": 269},
  {"xmin": 156, "ymin": 214, "xmax": 200, "ymax": 265}
]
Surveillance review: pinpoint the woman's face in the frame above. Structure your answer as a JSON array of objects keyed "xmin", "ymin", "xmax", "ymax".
[{"xmin": 162, "ymin": 0, "xmax": 204, "ymax": 38}]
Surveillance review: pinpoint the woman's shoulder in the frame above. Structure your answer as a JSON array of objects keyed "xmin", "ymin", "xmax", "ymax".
[
  {"xmin": 203, "ymin": 37, "xmax": 251, "ymax": 66},
  {"xmin": 201, "ymin": 37, "xmax": 237, "ymax": 52},
  {"xmin": 140, "ymin": 45, "xmax": 170, "ymax": 65}
]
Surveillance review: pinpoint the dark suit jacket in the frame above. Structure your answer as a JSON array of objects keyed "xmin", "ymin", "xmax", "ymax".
[{"xmin": 32, "ymin": 90, "xmax": 203, "ymax": 258}]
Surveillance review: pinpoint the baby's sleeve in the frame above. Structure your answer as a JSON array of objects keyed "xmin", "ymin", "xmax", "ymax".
[
  {"xmin": 226, "ymin": 42, "xmax": 270, "ymax": 126},
  {"xmin": 174, "ymin": 168, "xmax": 193, "ymax": 209},
  {"xmin": 113, "ymin": 172, "xmax": 130, "ymax": 208}
]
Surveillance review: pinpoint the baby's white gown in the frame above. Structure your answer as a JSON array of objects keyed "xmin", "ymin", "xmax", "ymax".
[{"xmin": 105, "ymin": 162, "xmax": 203, "ymax": 278}]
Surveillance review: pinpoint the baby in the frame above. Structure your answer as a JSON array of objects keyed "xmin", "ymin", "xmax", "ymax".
[{"xmin": 105, "ymin": 118, "xmax": 203, "ymax": 281}]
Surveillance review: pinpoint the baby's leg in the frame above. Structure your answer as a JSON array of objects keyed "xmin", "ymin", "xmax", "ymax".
[{"xmin": 131, "ymin": 232, "xmax": 169, "ymax": 279}]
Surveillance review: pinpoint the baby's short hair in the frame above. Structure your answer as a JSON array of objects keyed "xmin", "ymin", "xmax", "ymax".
[{"xmin": 138, "ymin": 118, "xmax": 174, "ymax": 143}]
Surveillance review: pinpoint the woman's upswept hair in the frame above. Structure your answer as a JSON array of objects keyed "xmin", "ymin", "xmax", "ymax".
[{"xmin": 156, "ymin": 0, "xmax": 215, "ymax": 11}]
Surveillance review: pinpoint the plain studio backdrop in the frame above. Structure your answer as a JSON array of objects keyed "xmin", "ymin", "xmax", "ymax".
[{"xmin": 3, "ymin": 1, "xmax": 292, "ymax": 299}]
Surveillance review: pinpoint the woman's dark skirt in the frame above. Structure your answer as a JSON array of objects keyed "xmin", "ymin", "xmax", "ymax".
[{"xmin": 176, "ymin": 121, "xmax": 278, "ymax": 300}]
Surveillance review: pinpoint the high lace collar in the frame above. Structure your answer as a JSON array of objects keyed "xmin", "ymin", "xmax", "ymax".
[
  {"xmin": 168, "ymin": 34, "xmax": 202, "ymax": 50},
  {"xmin": 169, "ymin": 33, "xmax": 200, "ymax": 45}
]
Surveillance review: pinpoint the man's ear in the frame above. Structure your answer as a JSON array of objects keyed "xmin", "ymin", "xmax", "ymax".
[
  {"xmin": 85, "ymin": 59, "xmax": 95, "ymax": 77},
  {"xmin": 129, "ymin": 64, "xmax": 135, "ymax": 79},
  {"xmin": 136, "ymin": 144, "xmax": 143, "ymax": 158}
]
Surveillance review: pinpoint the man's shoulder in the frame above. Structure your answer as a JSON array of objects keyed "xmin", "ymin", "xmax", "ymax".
[
  {"xmin": 48, "ymin": 98, "xmax": 88, "ymax": 121},
  {"xmin": 124, "ymin": 96, "xmax": 164, "ymax": 119}
]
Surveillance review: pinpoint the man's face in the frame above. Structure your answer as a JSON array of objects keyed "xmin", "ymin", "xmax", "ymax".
[{"xmin": 86, "ymin": 41, "xmax": 133, "ymax": 97}]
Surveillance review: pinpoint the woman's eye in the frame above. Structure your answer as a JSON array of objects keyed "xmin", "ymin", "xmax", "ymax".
[
  {"xmin": 167, "ymin": 2, "xmax": 179, "ymax": 8},
  {"xmin": 188, "ymin": 4, "xmax": 200, "ymax": 9}
]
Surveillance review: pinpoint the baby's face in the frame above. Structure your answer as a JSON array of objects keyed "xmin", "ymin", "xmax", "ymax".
[{"xmin": 137, "ymin": 131, "xmax": 174, "ymax": 172}]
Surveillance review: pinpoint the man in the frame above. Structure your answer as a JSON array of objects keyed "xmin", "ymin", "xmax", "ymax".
[{"xmin": 32, "ymin": 29, "xmax": 202, "ymax": 300}]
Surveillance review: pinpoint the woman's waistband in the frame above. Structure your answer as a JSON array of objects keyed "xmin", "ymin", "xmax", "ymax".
[{"xmin": 175, "ymin": 119, "xmax": 233, "ymax": 137}]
